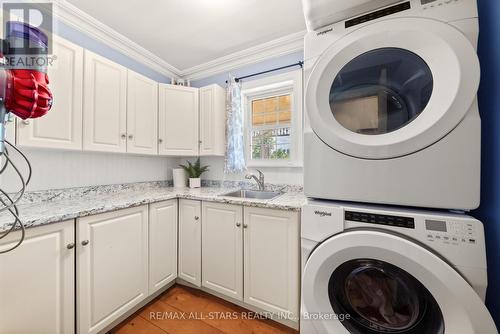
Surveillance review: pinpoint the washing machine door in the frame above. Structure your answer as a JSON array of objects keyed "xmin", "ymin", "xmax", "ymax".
[
  {"xmin": 302, "ymin": 230, "xmax": 497, "ymax": 334},
  {"xmin": 305, "ymin": 17, "xmax": 480, "ymax": 159}
]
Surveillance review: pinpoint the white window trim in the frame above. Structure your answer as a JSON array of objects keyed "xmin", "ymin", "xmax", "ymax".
[{"xmin": 241, "ymin": 69, "xmax": 303, "ymax": 168}]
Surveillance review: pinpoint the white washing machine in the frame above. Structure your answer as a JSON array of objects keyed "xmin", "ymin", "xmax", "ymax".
[
  {"xmin": 303, "ymin": 0, "xmax": 481, "ymax": 210},
  {"xmin": 301, "ymin": 200, "xmax": 498, "ymax": 334}
]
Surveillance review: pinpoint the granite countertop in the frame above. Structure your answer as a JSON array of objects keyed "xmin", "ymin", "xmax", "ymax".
[{"xmin": 0, "ymin": 182, "xmax": 306, "ymax": 232}]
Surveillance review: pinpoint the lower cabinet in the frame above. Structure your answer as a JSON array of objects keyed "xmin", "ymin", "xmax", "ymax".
[
  {"xmin": 243, "ymin": 206, "xmax": 300, "ymax": 320},
  {"xmin": 149, "ymin": 199, "xmax": 178, "ymax": 295},
  {"xmin": 199, "ymin": 203, "xmax": 300, "ymax": 321},
  {"xmin": 178, "ymin": 199, "xmax": 202, "ymax": 286},
  {"xmin": 0, "ymin": 199, "xmax": 299, "ymax": 334},
  {"xmin": 202, "ymin": 202, "xmax": 243, "ymax": 300},
  {"xmin": 0, "ymin": 220, "xmax": 75, "ymax": 334},
  {"xmin": 77, "ymin": 206, "xmax": 149, "ymax": 334}
]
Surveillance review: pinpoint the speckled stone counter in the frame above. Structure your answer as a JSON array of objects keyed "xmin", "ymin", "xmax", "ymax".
[{"xmin": 0, "ymin": 181, "xmax": 306, "ymax": 232}]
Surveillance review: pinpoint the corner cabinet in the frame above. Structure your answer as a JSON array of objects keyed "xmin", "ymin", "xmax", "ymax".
[
  {"xmin": 202, "ymin": 202, "xmax": 243, "ymax": 300},
  {"xmin": 17, "ymin": 36, "xmax": 84, "ymax": 150},
  {"xmin": 243, "ymin": 207, "xmax": 300, "ymax": 320},
  {"xmin": 149, "ymin": 199, "xmax": 178, "ymax": 295},
  {"xmin": 158, "ymin": 84, "xmax": 199, "ymax": 156},
  {"xmin": 178, "ymin": 199, "xmax": 202, "ymax": 286},
  {"xmin": 127, "ymin": 70, "xmax": 158, "ymax": 155},
  {"xmin": 0, "ymin": 220, "xmax": 75, "ymax": 334},
  {"xmin": 199, "ymin": 84, "xmax": 226, "ymax": 156},
  {"xmin": 77, "ymin": 206, "xmax": 148, "ymax": 334},
  {"xmin": 83, "ymin": 50, "xmax": 128, "ymax": 153}
]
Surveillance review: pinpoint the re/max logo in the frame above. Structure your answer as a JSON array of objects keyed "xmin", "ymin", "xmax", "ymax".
[{"xmin": 314, "ymin": 210, "xmax": 332, "ymax": 217}]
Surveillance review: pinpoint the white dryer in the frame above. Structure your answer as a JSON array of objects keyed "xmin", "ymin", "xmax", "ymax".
[
  {"xmin": 301, "ymin": 200, "xmax": 497, "ymax": 334},
  {"xmin": 303, "ymin": 0, "xmax": 481, "ymax": 210}
]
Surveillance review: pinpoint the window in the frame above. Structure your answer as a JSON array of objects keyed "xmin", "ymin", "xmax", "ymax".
[{"xmin": 241, "ymin": 70, "xmax": 303, "ymax": 167}]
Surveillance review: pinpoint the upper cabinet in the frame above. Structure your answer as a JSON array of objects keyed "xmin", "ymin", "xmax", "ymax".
[
  {"xmin": 127, "ymin": 70, "xmax": 158, "ymax": 155},
  {"xmin": 13, "ymin": 35, "xmax": 228, "ymax": 158},
  {"xmin": 83, "ymin": 50, "xmax": 127, "ymax": 153},
  {"xmin": 158, "ymin": 84, "xmax": 199, "ymax": 156},
  {"xmin": 199, "ymin": 84, "xmax": 226, "ymax": 156},
  {"xmin": 17, "ymin": 37, "xmax": 84, "ymax": 150}
]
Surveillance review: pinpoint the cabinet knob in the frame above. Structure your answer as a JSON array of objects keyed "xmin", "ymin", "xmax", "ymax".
[
  {"xmin": 194, "ymin": 216, "xmax": 199, "ymax": 221},
  {"xmin": 158, "ymin": 139, "xmax": 163, "ymax": 144},
  {"xmin": 81, "ymin": 240, "xmax": 90, "ymax": 246},
  {"xmin": 128, "ymin": 134, "xmax": 134, "ymax": 140},
  {"xmin": 66, "ymin": 243, "xmax": 75, "ymax": 249},
  {"xmin": 243, "ymin": 224, "xmax": 248, "ymax": 229},
  {"xmin": 121, "ymin": 134, "xmax": 126, "ymax": 139},
  {"xmin": 236, "ymin": 222, "xmax": 241, "ymax": 227},
  {"xmin": 22, "ymin": 120, "xmax": 30, "ymax": 125},
  {"xmin": 199, "ymin": 140, "xmax": 202, "ymax": 144}
]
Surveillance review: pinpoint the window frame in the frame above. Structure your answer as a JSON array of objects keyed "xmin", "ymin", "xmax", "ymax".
[{"xmin": 241, "ymin": 70, "xmax": 303, "ymax": 168}]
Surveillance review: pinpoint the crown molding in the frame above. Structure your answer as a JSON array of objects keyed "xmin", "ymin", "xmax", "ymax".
[
  {"xmin": 51, "ymin": 0, "xmax": 181, "ymax": 78},
  {"xmin": 180, "ymin": 30, "xmax": 306, "ymax": 81},
  {"xmin": 49, "ymin": 1, "xmax": 305, "ymax": 81}
]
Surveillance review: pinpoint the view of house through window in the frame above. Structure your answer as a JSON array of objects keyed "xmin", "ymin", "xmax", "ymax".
[{"xmin": 250, "ymin": 94, "xmax": 292, "ymax": 160}]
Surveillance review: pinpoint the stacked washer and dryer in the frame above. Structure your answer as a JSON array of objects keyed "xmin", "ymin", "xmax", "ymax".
[{"xmin": 300, "ymin": 0, "xmax": 498, "ymax": 333}]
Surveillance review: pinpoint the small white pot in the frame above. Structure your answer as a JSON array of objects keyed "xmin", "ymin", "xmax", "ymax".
[{"xmin": 189, "ymin": 178, "xmax": 201, "ymax": 188}]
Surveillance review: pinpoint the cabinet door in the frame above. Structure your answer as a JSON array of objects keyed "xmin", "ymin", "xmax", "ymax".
[
  {"xmin": 83, "ymin": 50, "xmax": 127, "ymax": 153},
  {"xmin": 0, "ymin": 220, "xmax": 75, "ymax": 334},
  {"xmin": 178, "ymin": 199, "xmax": 201, "ymax": 286},
  {"xmin": 149, "ymin": 199, "xmax": 178, "ymax": 295},
  {"xmin": 243, "ymin": 207, "xmax": 300, "ymax": 320},
  {"xmin": 202, "ymin": 202, "xmax": 243, "ymax": 300},
  {"xmin": 17, "ymin": 36, "xmax": 84, "ymax": 150},
  {"xmin": 199, "ymin": 84, "xmax": 226, "ymax": 156},
  {"xmin": 158, "ymin": 84, "xmax": 199, "ymax": 156},
  {"xmin": 127, "ymin": 70, "xmax": 158, "ymax": 155},
  {"xmin": 78, "ymin": 206, "xmax": 148, "ymax": 334}
]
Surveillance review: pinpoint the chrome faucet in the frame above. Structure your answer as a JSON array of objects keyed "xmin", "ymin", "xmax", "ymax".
[{"xmin": 245, "ymin": 169, "xmax": 265, "ymax": 191}]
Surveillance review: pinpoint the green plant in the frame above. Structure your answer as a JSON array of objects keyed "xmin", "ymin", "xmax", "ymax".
[{"xmin": 179, "ymin": 157, "xmax": 209, "ymax": 178}]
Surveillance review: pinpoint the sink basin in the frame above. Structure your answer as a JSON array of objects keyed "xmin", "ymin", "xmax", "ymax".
[{"xmin": 220, "ymin": 189, "xmax": 281, "ymax": 200}]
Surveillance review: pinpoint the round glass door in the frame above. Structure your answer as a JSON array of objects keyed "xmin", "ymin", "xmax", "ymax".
[
  {"xmin": 305, "ymin": 17, "xmax": 480, "ymax": 159},
  {"xmin": 328, "ymin": 259, "xmax": 444, "ymax": 334},
  {"xmin": 330, "ymin": 48, "xmax": 433, "ymax": 135}
]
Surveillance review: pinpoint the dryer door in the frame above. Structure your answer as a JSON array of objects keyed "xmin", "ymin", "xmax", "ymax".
[
  {"xmin": 302, "ymin": 230, "xmax": 497, "ymax": 334},
  {"xmin": 305, "ymin": 17, "xmax": 480, "ymax": 159}
]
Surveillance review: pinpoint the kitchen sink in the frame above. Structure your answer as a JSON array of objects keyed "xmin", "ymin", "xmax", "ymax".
[{"xmin": 220, "ymin": 189, "xmax": 282, "ymax": 200}]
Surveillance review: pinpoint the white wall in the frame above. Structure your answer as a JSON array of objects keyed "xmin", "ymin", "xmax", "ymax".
[
  {"xmin": 1, "ymin": 148, "xmax": 180, "ymax": 192},
  {"xmin": 199, "ymin": 156, "xmax": 303, "ymax": 185}
]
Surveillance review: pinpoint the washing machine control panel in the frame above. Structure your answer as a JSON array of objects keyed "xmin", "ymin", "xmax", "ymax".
[
  {"xmin": 421, "ymin": 0, "xmax": 462, "ymax": 10},
  {"xmin": 425, "ymin": 219, "xmax": 477, "ymax": 245},
  {"xmin": 345, "ymin": 211, "xmax": 415, "ymax": 229}
]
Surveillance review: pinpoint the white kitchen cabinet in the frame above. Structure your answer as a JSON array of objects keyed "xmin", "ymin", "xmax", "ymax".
[
  {"xmin": 202, "ymin": 202, "xmax": 243, "ymax": 300},
  {"xmin": 77, "ymin": 206, "xmax": 148, "ymax": 334},
  {"xmin": 127, "ymin": 70, "xmax": 158, "ymax": 155},
  {"xmin": 0, "ymin": 220, "xmax": 75, "ymax": 334},
  {"xmin": 158, "ymin": 84, "xmax": 199, "ymax": 156},
  {"xmin": 83, "ymin": 50, "xmax": 127, "ymax": 153},
  {"xmin": 17, "ymin": 36, "xmax": 84, "ymax": 150},
  {"xmin": 149, "ymin": 199, "xmax": 178, "ymax": 295},
  {"xmin": 199, "ymin": 84, "xmax": 226, "ymax": 156},
  {"xmin": 178, "ymin": 199, "xmax": 202, "ymax": 286},
  {"xmin": 243, "ymin": 207, "xmax": 300, "ymax": 320}
]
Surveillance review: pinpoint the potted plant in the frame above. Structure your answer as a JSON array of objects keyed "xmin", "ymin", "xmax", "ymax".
[{"xmin": 179, "ymin": 157, "xmax": 209, "ymax": 188}]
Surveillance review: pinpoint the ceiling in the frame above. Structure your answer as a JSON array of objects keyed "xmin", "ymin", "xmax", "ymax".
[{"xmin": 65, "ymin": 0, "xmax": 306, "ymax": 72}]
